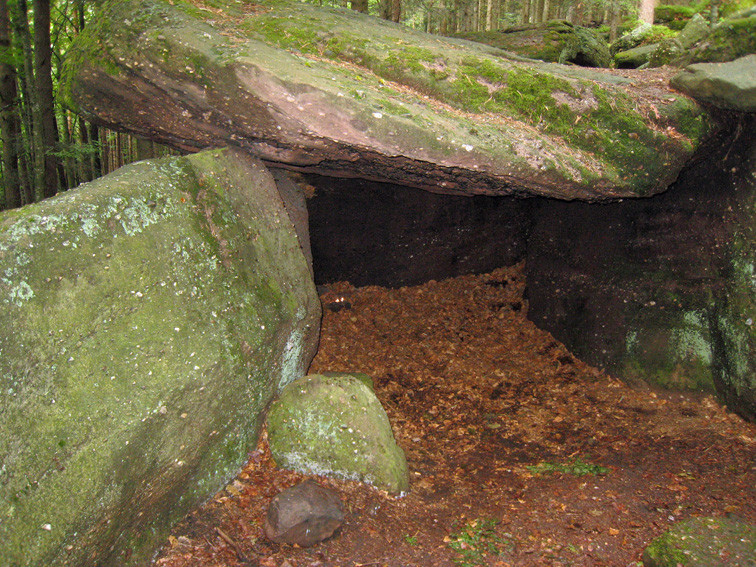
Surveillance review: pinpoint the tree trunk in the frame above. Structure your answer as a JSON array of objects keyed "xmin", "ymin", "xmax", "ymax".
[
  {"xmin": 709, "ymin": 0, "xmax": 720, "ymax": 26},
  {"xmin": 99, "ymin": 127, "xmax": 109, "ymax": 175},
  {"xmin": 638, "ymin": 0, "xmax": 656, "ymax": 24},
  {"xmin": 12, "ymin": 0, "xmax": 36, "ymax": 199},
  {"xmin": 77, "ymin": 116, "xmax": 92, "ymax": 182},
  {"xmin": 521, "ymin": 0, "xmax": 530, "ymax": 24},
  {"xmin": 89, "ymin": 122, "xmax": 101, "ymax": 178},
  {"xmin": 389, "ymin": 0, "xmax": 401, "ymax": 22},
  {"xmin": 33, "ymin": 0, "xmax": 58, "ymax": 199},
  {"xmin": 0, "ymin": 0, "xmax": 21, "ymax": 209},
  {"xmin": 608, "ymin": 0, "xmax": 619, "ymax": 42},
  {"xmin": 350, "ymin": 0, "xmax": 368, "ymax": 13}
]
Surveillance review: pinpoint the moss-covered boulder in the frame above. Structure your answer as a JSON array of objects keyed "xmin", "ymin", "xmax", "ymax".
[
  {"xmin": 611, "ymin": 22, "xmax": 653, "ymax": 55},
  {"xmin": 614, "ymin": 43, "xmax": 658, "ymax": 68},
  {"xmin": 654, "ymin": 4, "xmax": 698, "ymax": 31},
  {"xmin": 60, "ymin": 0, "xmax": 713, "ymax": 202},
  {"xmin": 671, "ymin": 55, "xmax": 756, "ymax": 113},
  {"xmin": 0, "ymin": 148, "xmax": 320, "ymax": 566},
  {"xmin": 649, "ymin": 13, "xmax": 712, "ymax": 67},
  {"xmin": 650, "ymin": 9, "xmax": 756, "ymax": 68},
  {"xmin": 609, "ymin": 22, "xmax": 675, "ymax": 56},
  {"xmin": 267, "ymin": 373, "xmax": 410, "ymax": 495},
  {"xmin": 454, "ymin": 20, "xmax": 612, "ymax": 68},
  {"xmin": 690, "ymin": 10, "xmax": 756, "ymax": 64},
  {"xmin": 642, "ymin": 516, "xmax": 756, "ymax": 566}
]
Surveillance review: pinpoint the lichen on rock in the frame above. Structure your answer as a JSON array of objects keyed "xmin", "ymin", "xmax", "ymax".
[
  {"xmin": 0, "ymin": 148, "xmax": 320, "ymax": 566},
  {"xmin": 267, "ymin": 373, "xmax": 410, "ymax": 495}
]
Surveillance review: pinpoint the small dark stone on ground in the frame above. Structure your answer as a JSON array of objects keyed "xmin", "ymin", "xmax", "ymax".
[{"xmin": 264, "ymin": 480, "xmax": 344, "ymax": 547}]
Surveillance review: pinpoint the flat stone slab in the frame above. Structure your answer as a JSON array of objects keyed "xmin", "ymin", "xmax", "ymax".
[{"xmin": 671, "ymin": 55, "xmax": 756, "ymax": 112}]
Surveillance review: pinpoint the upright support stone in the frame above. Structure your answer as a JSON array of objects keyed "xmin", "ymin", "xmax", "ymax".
[{"xmin": 0, "ymin": 148, "xmax": 320, "ymax": 565}]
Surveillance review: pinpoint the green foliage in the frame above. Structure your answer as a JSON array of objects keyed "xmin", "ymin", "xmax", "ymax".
[
  {"xmin": 447, "ymin": 518, "xmax": 511, "ymax": 567},
  {"xmin": 404, "ymin": 534, "xmax": 419, "ymax": 545},
  {"xmin": 527, "ymin": 457, "xmax": 609, "ymax": 476}
]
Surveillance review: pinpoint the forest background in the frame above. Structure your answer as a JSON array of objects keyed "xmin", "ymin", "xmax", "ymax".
[{"xmin": 0, "ymin": 0, "xmax": 747, "ymax": 211}]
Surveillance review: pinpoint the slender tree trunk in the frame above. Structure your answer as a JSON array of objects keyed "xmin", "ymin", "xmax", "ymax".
[
  {"xmin": 89, "ymin": 122, "xmax": 101, "ymax": 178},
  {"xmin": 115, "ymin": 131, "xmax": 122, "ymax": 170},
  {"xmin": 389, "ymin": 0, "xmax": 401, "ymax": 22},
  {"xmin": 77, "ymin": 115, "xmax": 91, "ymax": 182},
  {"xmin": 99, "ymin": 127, "xmax": 109, "ymax": 176},
  {"xmin": 709, "ymin": 0, "xmax": 720, "ymax": 26},
  {"xmin": 12, "ymin": 0, "xmax": 35, "ymax": 199},
  {"xmin": 0, "ymin": 0, "xmax": 21, "ymax": 209},
  {"xmin": 608, "ymin": 0, "xmax": 619, "ymax": 42},
  {"xmin": 32, "ymin": 0, "xmax": 58, "ymax": 199},
  {"xmin": 521, "ymin": 0, "xmax": 530, "ymax": 24}
]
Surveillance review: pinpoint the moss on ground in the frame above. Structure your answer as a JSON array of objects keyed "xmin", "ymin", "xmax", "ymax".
[{"xmin": 643, "ymin": 517, "xmax": 756, "ymax": 566}]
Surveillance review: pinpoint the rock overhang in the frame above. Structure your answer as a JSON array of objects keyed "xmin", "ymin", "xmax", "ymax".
[{"xmin": 61, "ymin": 0, "xmax": 716, "ymax": 202}]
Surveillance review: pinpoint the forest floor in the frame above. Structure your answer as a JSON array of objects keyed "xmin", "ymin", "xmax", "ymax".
[{"xmin": 154, "ymin": 263, "xmax": 756, "ymax": 567}]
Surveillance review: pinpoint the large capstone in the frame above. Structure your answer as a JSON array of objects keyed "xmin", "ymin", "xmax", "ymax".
[
  {"xmin": 267, "ymin": 373, "xmax": 410, "ymax": 495},
  {"xmin": 61, "ymin": 0, "xmax": 713, "ymax": 201},
  {"xmin": 0, "ymin": 148, "xmax": 320, "ymax": 566}
]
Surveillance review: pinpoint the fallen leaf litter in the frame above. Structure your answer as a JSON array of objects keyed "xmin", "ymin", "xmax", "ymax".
[{"xmin": 155, "ymin": 262, "xmax": 756, "ymax": 566}]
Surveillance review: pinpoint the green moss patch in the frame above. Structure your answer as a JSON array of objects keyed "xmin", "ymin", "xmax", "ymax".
[
  {"xmin": 0, "ymin": 148, "xmax": 319, "ymax": 565},
  {"xmin": 643, "ymin": 517, "xmax": 756, "ymax": 566}
]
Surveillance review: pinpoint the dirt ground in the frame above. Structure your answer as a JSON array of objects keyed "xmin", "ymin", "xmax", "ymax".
[{"xmin": 154, "ymin": 263, "xmax": 756, "ymax": 567}]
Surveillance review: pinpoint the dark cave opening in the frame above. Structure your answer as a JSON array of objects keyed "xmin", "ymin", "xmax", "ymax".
[{"xmin": 294, "ymin": 118, "xmax": 756, "ymax": 422}]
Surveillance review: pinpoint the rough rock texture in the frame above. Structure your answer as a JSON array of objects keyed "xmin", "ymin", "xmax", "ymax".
[
  {"xmin": 649, "ymin": 9, "xmax": 756, "ymax": 68},
  {"xmin": 454, "ymin": 21, "xmax": 612, "ymax": 67},
  {"xmin": 272, "ymin": 168, "xmax": 314, "ymax": 276},
  {"xmin": 0, "ymin": 148, "xmax": 320, "ymax": 566},
  {"xmin": 305, "ymin": 174, "xmax": 532, "ymax": 288},
  {"xmin": 266, "ymin": 373, "xmax": 410, "ymax": 494},
  {"xmin": 642, "ymin": 516, "xmax": 756, "ymax": 566},
  {"xmin": 61, "ymin": 0, "xmax": 713, "ymax": 201},
  {"xmin": 264, "ymin": 480, "xmax": 344, "ymax": 547},
  {"xmin": 526, "ymin": 118, "xmax": 756, "ymax": 421},
  {"xmin": 671, "ymin": 55, "xmax": 756, "ymax": 112}
]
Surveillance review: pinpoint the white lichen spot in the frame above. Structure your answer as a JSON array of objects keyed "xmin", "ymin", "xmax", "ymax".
[
  {"xmin": 278, "ymin": 328, "xmax": 305, "ymax": 390},
  {"xmin": 462, "ymin": 144, "xmax": 474, "ymax": 152},
  {"xmin": 9, "ymin": 281, "xmax": 34, "ymax": 306},
  {"xmin": 372, "ymin": 112, "xmax": 383, "ymax": 119}
]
